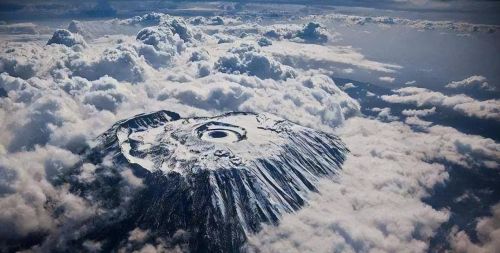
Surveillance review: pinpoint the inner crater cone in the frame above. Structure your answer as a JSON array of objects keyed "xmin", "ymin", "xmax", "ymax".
[
  {"xmin": 68, "ymin": 110, "xmax": 348, "ymax": 252},
  {"xmin": 208, "ymin": 130, "xmax": 228, "ymax": 138}
]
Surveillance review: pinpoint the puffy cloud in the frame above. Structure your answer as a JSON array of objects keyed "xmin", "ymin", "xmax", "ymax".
[
  {"xmin": 215, "ymin": 44, "xmax": 296, "ymax": 80},
  {"xmin": 446, "ymin": 75, "xmax": 496, "ymax": 91},
  {"xmin": 190, "ymin": 16, "xmax": 229, "ymax": 26},
  {"xmin": 0, "ymin": 146, "xmax": 92, "ymax": 242},
  {"xmin": 136, "ymin": 26, "xmax": 185, "ymax": 50},
  {"xmin": 82, "ymin": 240, "xmax": 102, "ymax": 253},
  {"xmin": 8, "ymin": 97, "xmax": 65, "ymax": 151},
  {"xmin": 119, "ymin": 12, "xmax": 166, "ymax": 27},
  {"xmin": 0, "ymin": 22, "xmax": 50, "ymax": 35},
  {"xmin": 264, "ymin": 41, "xmax": 402, "ymax": 73},
  {"xmin": 128, "ymin": 228, "xmax": 150, "ymax": 243},
  {"xmin": 120, "ymin": 169, "xmax": 144, "ymax": 188},
  {"xmin": 118, "ymin": 14, "xmax": 203, "ymax": 70},
  {"xmin": 82, "ymin": 76, "xmax": 127, "ymax": 112},
  {"xmin": 0, "ymin": 72, "xmax": 34, "ymax": 99},
  {"xmin": 247, "ymin": 117, "xmax": 452, "ymax": 253},
  {"xmin": 295, "ymin": 22, "xmax": 329, "ymax": 43},
  {"xmin": 318, "ymin": 13, "xmax": 498, "ymax": 33},
  {"xmin": 452, "ymin": 100, "xmax": 500, "ymax": 121},
  {"xmin": 371, "ymin": 107, "xmax": 399, "ymax": 121},
  {"xmin": 402, "ymin": 107, "xmax": 436, "ymax": 117},
  {"xmin": 263, "ymin": 22, "xmax": 332, "ymax": 44},
  {"xmin": 195, "ymin": 61, "xmax": 212, "ymax": 78},
  {"xmin": 422, "ymin": 126, "xmax": 499, "ymax": 169},
  {"xmin": 121, "ymin": 13, "xmax": 197, "ymax": 43},
  {"xmin": 135, "ymin": 27, "xmax": 179, "ymax": 69},
  {"xmin": 449, "ymin": 203, "xmax": 500, "ymax": 253},
  {"xmin": 379, "ymin": 76, "xmax": 395, "ymax": 83},
  {"xmin": 405, "ymin": 116, "xmax": 433, "ymax": 128},
  {"xmin": 47, "ymin": 29, "xmax": 88, "ymax": 48},
  {"xmin": 248, "ymin": 116, "xmax": 500, "ymax": 252},
  {"xmin": 70, "ymin": 44, "xmax": 147, "ymax": 83},
  {"xmin": 382, "ymin": 87, "xmax": 500, "ymax": 121},
  {"xmin": 263, "ymin": 24, "xmax": 301, "ymax": 40},
  {"xmin": 117, "ymin": 228, "xmax": 189, "ymax": 253},
  {"xmin": 341, "ymin": 82, "xmax": 356, "ymax": 90},
  {"xmin": 189, "ymin": 49, "xmax": 209, "ymax": 62},
  {"xmin": 2, "ymin": 85, "xmax": 85, "ymax": 152},
  {"xmin": 76, "ymin": 163, "xmax": 97, "ymax": 183},
  {"xmin": 257, "ymin": 37, "xmax": 272, "ymax": 47},
  {"xmin": 157, "ymin": 72, "xmax": 359, "ymax": 128},
  {"xmin": 67, "ymin": 20, "xmax": 84, "ymax": 34},
  {"xmin": 0, "ymin": 73, "xmax": 120, "ymax": 153},
  {"xmin": 341, "ymin": 118, "xmax": 500, "ymax": 170},
  {"xmin": 0, "ymin": 43, "xmax": 40, "ymax": 79},
  {"xmin": 214, "ymin": 33, "xmax": 236, "ymax": 44},
  {"xmin": 207, "ymin": 16, "xmax": 225, "ymax": 26}
]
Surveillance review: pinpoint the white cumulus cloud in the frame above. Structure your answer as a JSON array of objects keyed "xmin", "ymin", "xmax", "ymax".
[
  {"xmin": 382, "ymin": 87, "xmax": 500, "ymax": 121},
  {"xmin": 446, "ymin": 75, "xmax": 496, "ymax": 91},
  {"xmin": 449, "ymin": 203, "xmax": 500, "ymax": 253},
  {"xmin": 247, "ymin": 116, "xmax": 500, "ymax": 252}
]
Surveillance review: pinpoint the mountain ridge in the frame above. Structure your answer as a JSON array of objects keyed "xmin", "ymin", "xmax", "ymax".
[{"xmin": 59, "ymin": 110, "xmax": 348, "ymax": 252}]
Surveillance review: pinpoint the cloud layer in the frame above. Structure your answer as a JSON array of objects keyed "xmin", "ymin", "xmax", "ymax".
[
  {"xmin": 0, "ymin": 11, "xmax": 498, "ymax": 253},
  {"xmin": 247, "ymin": 116, "xmax": 499, "ymax": 252},
  {"xmin": 382, "ymin": 87, "xmax": 500, "ymax": 121},
  {"xmin": 446, "ymin": 75, "xmax": 496, "ymax": 91},
  {"xmin": 449, "ymin": 203, "xmax": 500, "ymax": 253}
]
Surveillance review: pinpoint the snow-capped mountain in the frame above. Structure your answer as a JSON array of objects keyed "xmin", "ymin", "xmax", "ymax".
[{"xmin": 64, "ymin": 110, "xmax": 348, "ymax": 252}]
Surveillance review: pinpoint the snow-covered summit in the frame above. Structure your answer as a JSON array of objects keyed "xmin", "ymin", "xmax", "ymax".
[
  {"xmin": 73, "ymin": 110, "xmax": 348, "ymax": 252},
  {"xmin": 112, "ymin": 111, "xmax": 345, "ymax": 176}
]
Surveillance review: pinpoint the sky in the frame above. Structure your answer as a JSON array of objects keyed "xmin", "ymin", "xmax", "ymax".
[{"xmin": 1, "ymin": 0, "xmax": 500, "ymax": 23}]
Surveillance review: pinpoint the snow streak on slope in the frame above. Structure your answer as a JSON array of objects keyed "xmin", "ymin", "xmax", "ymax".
[{"xmin": 70, "ymin": 110, "xmax": 347, "ymax": 252}]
